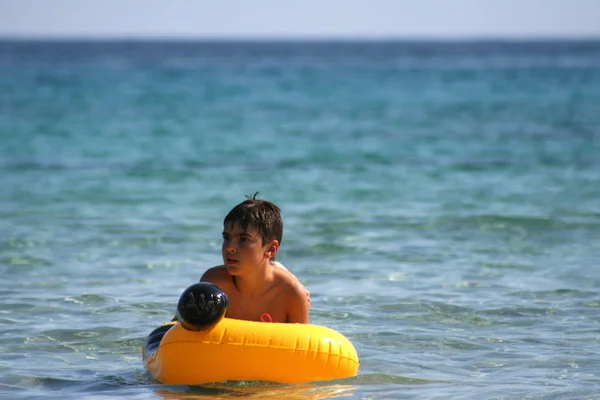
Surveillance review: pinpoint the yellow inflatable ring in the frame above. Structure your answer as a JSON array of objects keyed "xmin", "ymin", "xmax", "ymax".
[{"xmin": 142, "ymin": 283, "xmax": 359, "ymax": 384}]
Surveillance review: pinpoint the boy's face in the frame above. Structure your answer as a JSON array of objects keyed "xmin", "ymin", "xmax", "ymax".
[{"xmin": 222, "ymin": 222, "xmax": 276, "ymax": 275}]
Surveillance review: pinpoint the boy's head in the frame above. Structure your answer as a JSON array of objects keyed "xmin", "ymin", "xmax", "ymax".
[{"xmin": 223, "ymin": 193, "xmax": 283, "ymax": 246}]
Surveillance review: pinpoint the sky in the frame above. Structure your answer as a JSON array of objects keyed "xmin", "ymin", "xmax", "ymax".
[{"xmin": 1, "ymin": 0, "xmax": 599, "ymax": 39}]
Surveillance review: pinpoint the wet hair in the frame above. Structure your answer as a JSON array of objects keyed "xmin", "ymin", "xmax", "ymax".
[{"xmin": 223, "ymin": 192, "xmax": 283, "ymax": 245}]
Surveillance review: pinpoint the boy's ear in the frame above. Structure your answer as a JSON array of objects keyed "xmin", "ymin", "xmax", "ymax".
[{"xmin": 265, "ymin": 240, "xmax": 279, "ymax": 259}]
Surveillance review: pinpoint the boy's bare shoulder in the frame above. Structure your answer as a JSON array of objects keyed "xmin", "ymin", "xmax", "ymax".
[
  {"xmin": 200, "ymin": 266, "xmax": 232, "ymax": 287},
  {"xmin": 273, "ymin": 265, "xmax": 307, "ymax": 297}
]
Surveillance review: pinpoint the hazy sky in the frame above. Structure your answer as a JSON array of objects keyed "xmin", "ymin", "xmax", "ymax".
[{"xmin": 1, "ymin": 0, "xmax": 599, "ymax": 39}]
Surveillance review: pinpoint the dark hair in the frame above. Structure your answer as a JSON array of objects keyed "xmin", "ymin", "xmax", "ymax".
[{"xmin": 223, "ymin": 192, "xmax": 283, "ymax": 245}]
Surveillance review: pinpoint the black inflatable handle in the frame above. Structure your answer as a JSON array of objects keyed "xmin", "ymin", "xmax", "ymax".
[{"xmin": 175, "ymin": 282, "xmax": 229, "ymax": 331}]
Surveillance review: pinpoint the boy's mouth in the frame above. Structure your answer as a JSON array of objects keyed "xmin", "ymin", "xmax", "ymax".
[{"xmin": 225, "ymin": 257, "xmax": 239, "ymax": 265}]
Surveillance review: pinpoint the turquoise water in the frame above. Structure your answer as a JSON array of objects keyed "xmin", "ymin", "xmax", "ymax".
[{"xmin": 1, "ymin": 40, "xmax": 600, "ymax": 399}]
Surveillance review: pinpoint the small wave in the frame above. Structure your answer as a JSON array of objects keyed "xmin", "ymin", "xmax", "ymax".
[
  {"xmin": 39, "ymin": 326, "xmax": 124, "ymax": 341},
  {"xmin": 64, "ymin": 294, "xmax": 117, "ymax": 305},
  {"xmin": 434, "ymin": 214, "xmax": 558, "ymax": 230},
  {"xmin": 482, "ymin": 306, "xmax": 556, "ymax": 317},
  {"xmin": 509, "ymin": 288, "xmax": 597, "ymax": 300},
  {"xmin": 340, "ymin": 373, "xmax": 443, "ymax": 385},
  {"xmin": 1, "ymin": 255, "xmax": 52, "ymax": 268},
  {"xmin": 0, "ymin": 374, "xmax": 83, "ymax": 392}
]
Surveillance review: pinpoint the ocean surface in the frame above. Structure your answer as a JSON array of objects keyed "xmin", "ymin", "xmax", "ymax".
[{"xmin": 1, "ymin": 40, "xmax": 599, "ymax": 399}]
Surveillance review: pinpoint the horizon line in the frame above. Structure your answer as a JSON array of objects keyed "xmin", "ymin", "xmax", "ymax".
[{"xmin": 1, "ymin": 34, "xmax": 600, "ymax": 42}]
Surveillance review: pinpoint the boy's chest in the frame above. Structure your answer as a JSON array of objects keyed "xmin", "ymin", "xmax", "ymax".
[{"xmin": 225, "ymin": 289, "xmax": 287, "ymax": 323}]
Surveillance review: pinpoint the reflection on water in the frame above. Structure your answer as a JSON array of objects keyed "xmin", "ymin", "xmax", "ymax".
[
  {"xmin": 154, "ymin": 382, "xmax": 356, "ymax": 399},
  {"xmin": 150, "ymin": 373, "xmax": 439, "ymax": 399}
]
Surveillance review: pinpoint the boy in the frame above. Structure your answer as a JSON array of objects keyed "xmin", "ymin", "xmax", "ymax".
[{"xmin": 200, "ymin": 193, "xmax": 310, "ymax": 324}]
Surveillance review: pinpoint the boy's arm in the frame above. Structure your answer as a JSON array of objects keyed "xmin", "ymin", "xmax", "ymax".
[{"xmin": 286, "ymin": 282, "xmax": 310, "ymax": 324}]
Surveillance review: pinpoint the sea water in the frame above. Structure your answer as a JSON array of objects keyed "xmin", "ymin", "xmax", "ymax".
[{"xmin": 1, "ymin": 40, "xmax": 599, "ymax": 399}]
